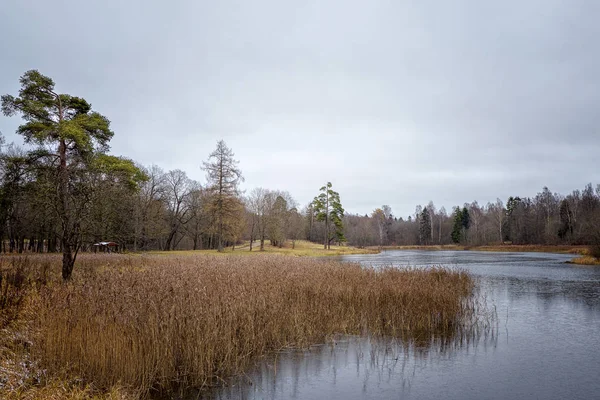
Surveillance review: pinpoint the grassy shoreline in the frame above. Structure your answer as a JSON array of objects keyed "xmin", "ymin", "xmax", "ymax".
[
  {"xmin": 371, "ymin": 244, "xmax": 600, "ymax": 266},
  {"xmin": 0, "ymin": 253, "xmax": 479, "ymax": 399},
  {"xmin": 372, "ymin": 244, "xmax": 589, "ymax": 255},
  {"xmin": 566, "ymin": 256, "xmax": 600, "ymax": 265},
  {"xmin": 147, "ymin": 240, "xmax": 380, "ymax": 257}
]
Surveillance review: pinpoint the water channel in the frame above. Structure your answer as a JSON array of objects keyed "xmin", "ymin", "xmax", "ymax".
[{"xmin": 208, "ymin": 251, "xmax": 600, "ymax": 400}]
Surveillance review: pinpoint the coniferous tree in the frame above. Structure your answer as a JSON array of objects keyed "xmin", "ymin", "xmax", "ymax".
[
  {"xmin": 313, "ymin": 182, "xmax": 345, "ymax": 249},
  {"xmin": 558, "ymin": 199, "xmax": 574, "ymax": 241},
  {"xmin": 419, "ymin": 206, "xmax": 432, "ymax": 245},
  {"xmin": 461, "ymin": 206, "xmax": 470, "ymax": 243},
  {"xmin": 451, "ymin": 208, "xmax": 463, "ymax": 244},
  {"xmin": 202, "ymin": 140, "xmax": 243, "ymax": 251},
  {"xmin": 1, "ymin": 70, "xmax": 143, "ymax": 279},
  {"xmin": 461, "ymin": 206, "xmax": 470, "ymax": 230}
]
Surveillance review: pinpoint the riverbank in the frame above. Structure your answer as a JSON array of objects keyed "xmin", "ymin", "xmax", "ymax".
[
  {"xmin": 372, "ymin": 244, "xmax": 588, "ymax": 255},
  {"xmin": 0, "ymin": 253, "xmax": 474, "ymax": 399},
  {"xmin": 566, "ymin": 255, "xmax": 600, "ymax": 265}
]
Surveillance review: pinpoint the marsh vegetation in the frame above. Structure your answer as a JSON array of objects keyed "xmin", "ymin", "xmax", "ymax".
[{"xmin": 0, "ymin": 253, "xmax": 482, "ymax": 398}]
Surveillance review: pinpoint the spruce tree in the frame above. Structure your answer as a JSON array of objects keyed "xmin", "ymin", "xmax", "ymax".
[
  {"xmin": 451, "ymin": 208, "xmax": 463, "ymax": 244},
  {"xmin": 419, "ymin": 207, "xmax": 432, "ymax": 245}
]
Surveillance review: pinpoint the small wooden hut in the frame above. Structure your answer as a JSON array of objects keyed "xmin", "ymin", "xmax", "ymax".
[{"xmin": 93, "ymin": 241, "xmax": 119, "ymax": 253}]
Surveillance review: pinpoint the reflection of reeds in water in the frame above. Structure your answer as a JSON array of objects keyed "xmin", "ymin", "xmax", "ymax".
[
  {"xmin": 214, "ymin": 328, "xmax": 499, "ymax": 400},
  {"xmin": 1, "ymin": 254, "xmax": 492, "ymax": 398},
  {"xmin": 212, "ymin": 276, "xmax": 499, "ymax": 400}
]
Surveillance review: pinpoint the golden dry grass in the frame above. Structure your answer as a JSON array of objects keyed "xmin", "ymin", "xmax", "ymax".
[
  {"xmin": 567, "ymin": 256, "xmax": 600, "ymax": 265},
  {"xmin": 148, "ymin": 240, "xmax": 379, "ymax": 257},
  {"xmin": 1, "ymin": 253, "xmax": 478, "ymax": 398},
  {"xmin": 471, "ymin": 244, "xmax": 587, "ymax": 254},
  {"xmin": 1, "ymin": 380, "xmax": 135, "ymax": 400}
]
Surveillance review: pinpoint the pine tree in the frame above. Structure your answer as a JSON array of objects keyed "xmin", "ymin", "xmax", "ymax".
[
  {"xmin": 1, "ymin": 70, "xmax": 143, "ymax": 279},
  {"xmin": 313, "ymin": 182, "xmax": 345, "ymax": 249}
]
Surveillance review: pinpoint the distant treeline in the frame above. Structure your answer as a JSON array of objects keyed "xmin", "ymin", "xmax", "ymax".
[
  {"xmin": 344, "ymin": 184, "xmax": 600, "ymax": 247},
  {"xmin": 1, "ymin": 70, "xmax": 599, "ymax": 268},
  {"xmin": 2, "ymin": 139, "xmax": 598, "ymax": 254}
]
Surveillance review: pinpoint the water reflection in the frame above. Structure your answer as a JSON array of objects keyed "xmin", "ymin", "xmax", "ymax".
[
  {"xmin": 203, "ymin": 251, "xmax": 600, "ymax": 400},
  {"xmin": 209, "ymin": 332, "xmax": 499, "ymax": 400}
]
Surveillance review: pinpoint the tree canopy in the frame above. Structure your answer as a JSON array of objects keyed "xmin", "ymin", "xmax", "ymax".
[
  {"xmin": 202, "ymin": 140, "xmax": 244, "ymax": 252},
  {"xmin": 1, "ymin": 70, "xmax": 144, "ymax": 279},
  {"xmin": 313, "ymin": 182, "xmax": 345, "ymax": 249}
]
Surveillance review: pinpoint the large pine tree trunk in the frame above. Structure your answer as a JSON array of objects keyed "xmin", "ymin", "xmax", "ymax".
[
  {"xmin": 57, "ymin": 133, "xmax": 79, "ymax": 280},
  {"xmin": 58, "ymin": 134, "xmax": 74, "ymax": 280}
]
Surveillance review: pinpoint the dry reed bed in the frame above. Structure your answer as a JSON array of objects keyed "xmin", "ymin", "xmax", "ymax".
[
  {"xmin": 3, "ymin": 254, "xmax": 476, "ymax": 397},
  {"xmin": 567, "ymin": 255, "xmax": 600, "ymax": 265}
]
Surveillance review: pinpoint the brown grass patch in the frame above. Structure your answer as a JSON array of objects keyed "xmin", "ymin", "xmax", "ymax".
[
  {"xmin": 567, "ymin": 256, "xmax": 600, "ymax": 265},
  {"xmin": 1, "ymin": 254, "xmax": 479, "ymax": 398},
  {"xmin": 149, "ymin": 240, "xmax": 380, "ymax": 257}
]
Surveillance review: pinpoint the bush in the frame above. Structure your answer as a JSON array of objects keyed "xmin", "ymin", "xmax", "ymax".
[{"xmin": 588, "ymin": 244, "xmax": 600, "ymax": 260}]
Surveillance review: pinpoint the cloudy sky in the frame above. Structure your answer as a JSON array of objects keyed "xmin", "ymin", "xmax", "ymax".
[{"xmin": 1, "ymin": 0, "xmax": 598, "ymax": 218}]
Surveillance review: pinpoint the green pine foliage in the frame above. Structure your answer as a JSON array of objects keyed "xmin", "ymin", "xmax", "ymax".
[
  {"xmin": 1, "ymin": 70, "xmax": 145, "ymax": 279},
  {"xmin": 313, "ymin": 182, "xmax": 345, "ymax": 249}
]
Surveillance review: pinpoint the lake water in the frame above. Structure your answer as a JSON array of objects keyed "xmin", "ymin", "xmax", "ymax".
[{"xmin": 208, "ymin": 251, "xmax": 600, "ymax": 400}]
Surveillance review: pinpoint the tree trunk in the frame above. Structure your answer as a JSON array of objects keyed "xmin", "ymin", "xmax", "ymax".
[
  {"xmin": 59, "ymin": 144, "xmax": 73, "ymax": 279},
  {"xmin": 48, "ymin": 235, "xmax": 56, "ymax": 253},
  {"xmin": 164, "ymin": 227, "xmax": 178, "ymax": 251},
  {"xmin": 62, "ymin": 244, "xmax": 75, "ymax": 280},
  {"xmin": 217, "ymin": 205, "xmax": 223, "ymax": 253},
  {"xmin": 324, "ymin": 185, "xmax": 329, "ymax": 249},
  {"xmin": 58, "ymin": 93, "xmax": 74, "ymax": 280},
  {"xmin": 217, "ymin": 156, "xmax": 224, "ymax": 252}
]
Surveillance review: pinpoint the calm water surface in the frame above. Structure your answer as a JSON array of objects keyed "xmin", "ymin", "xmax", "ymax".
[{"xmin": 208, "ymin": 251, "xmax": 600, "ymax": 400}]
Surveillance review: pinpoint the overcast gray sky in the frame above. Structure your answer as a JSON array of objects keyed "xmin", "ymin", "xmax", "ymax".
[{"xmin": 1, "ymin": 0, "xmax": 598, "ymax": 218}]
